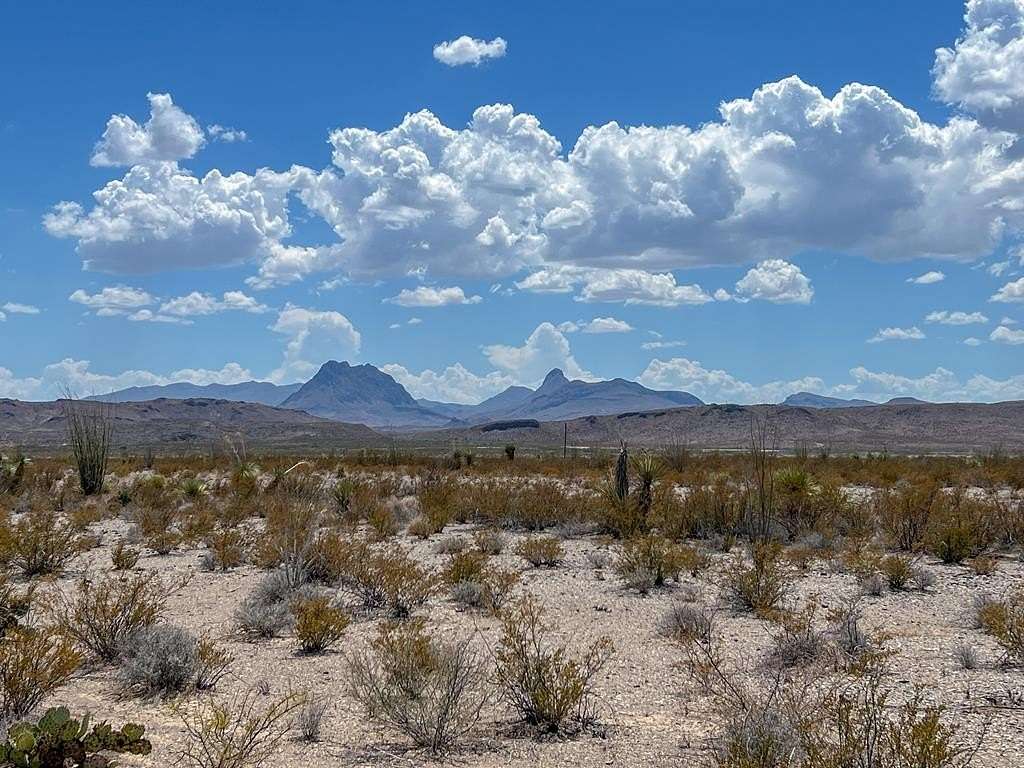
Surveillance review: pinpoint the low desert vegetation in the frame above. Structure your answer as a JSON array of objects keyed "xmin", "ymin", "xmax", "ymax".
[{"xmin": 0, "ymin": 433, "xmax": 1020, "ymax": 765}]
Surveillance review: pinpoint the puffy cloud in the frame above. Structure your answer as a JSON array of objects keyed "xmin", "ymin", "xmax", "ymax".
[
  {"xmin": 868, "ymin": 326, "xmax": 926, "ymax": 342},
  {"xmin": 159, "ymin": 290, "xmax": 269, "ymax": 317},
  {"xmin": 46, "ymin": 162, "xmax": 306, "ymax": 273},
  {"xmin": 638, "ymin": 357, "xmax": 826, "ymax": 404},
  {"xmin": 91, "ymin": 93, "xmax": 205, "ymax": 167},
  {"xmin": 207, "ymin": 124, "xmax": 248, "ymax": 143},
  {"xmin": 2, "ymin": 302, "xmax": 40, "ymax": 315},
  {"xmin": 848, "ymin": 364, "xmax": 1024, "ymax": 401},
  {"xmin": 381, "ymin": 362, "xmax": 513, "ymax": 404},
  {"xmin": 269, "ymin": 304, "xmax": 361, "ymax": 382},
  {"xmin": 0, "ymin": 358, "xmax": 253, "ymax": 400},
  {"xmin": 964, "ymin": 336, "xmax": 984, "ymax": 345},
  {"xmin": 580, "ymin": 317, "xmax": 633, "ymax": 333},
  {"xmin": 733, "ymin": 259, "xmax": 813, "ymax": 304},
  {"xmin": 483, "ymin": 322, "xmax": 592, "ymax": 384},
  {"xmin": 991, "ymin": 276, "xmax": 1024, "ymax": 300},
  {"xmin": 516, "ymin": 265, "xmax": 713, "ymax": 306},
  {"xmin": 385, "ymin": 286, "xmax": 482, "ymax": 307},
  {"xmin": 933, "ymin": 0, "xmax": 1024, "ymax": 131},
  {"xmin": 433, "ymin": 36, "xmax": 507, "ymax": 66},
  {"xmin": 69, "ymin": 285, "xmax": 154, "ymax": 313},
  {"xmin": 991, "ymin": 323, "xmax": 1024, "ymax": 343},
  {"xmin": 907, "ymin": 270, "xmax": 946, "ymax": 284},
  {"xmin": 0, "ymin": 311, "xmax": 5, "ymax": 322},
  {"xmin": 925, "ymin": 310, "xmax": 989, "ymax": 324}
]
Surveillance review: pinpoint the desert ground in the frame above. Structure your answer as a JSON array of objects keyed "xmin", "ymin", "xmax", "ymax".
[{"xmin": 3, "ymin": 439, "xmax": 1024, "ymax": 768}]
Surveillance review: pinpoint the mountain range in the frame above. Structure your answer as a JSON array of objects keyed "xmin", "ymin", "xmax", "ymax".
[{"xmin": 84, "ymin": 361, "xmax": 935, "ymax": 429}]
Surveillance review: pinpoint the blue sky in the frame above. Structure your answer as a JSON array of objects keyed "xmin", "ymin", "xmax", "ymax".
[{"xmin": 1, "ymin": 0, "xmax": 1022, "ymax": 404}]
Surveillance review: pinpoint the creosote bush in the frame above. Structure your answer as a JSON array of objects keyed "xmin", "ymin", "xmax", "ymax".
[
  {"xmin": 516, "ymin": 535, "xmax": 564, "ymax": 567},
  {"xmin": 0, "ymin": 627, "xmax": 83, "ymax": 720},
  {"xmin": 724, "ymin": 542, "xmax": 793, "ymax": 616},
  {"xmin": 615, "ymin": 534, "xmax": 706, "ymax": 594},
  {"xmin": 45, "ymin": 571, "xmax": 172, "ymax": 662},
  {"xmin": 292, "ymin": 595, "xmax": 350, "ymax": 653},
  {"xmin": 10, "ymin": 507, "xmax": 80, "ymax": 577},
  {"xmin": 176, "ymin": 688, "xmax": 305, "ymax": 768},
  {"xmin": 348, "ymin": 618, "xmax": 488, "ymax": 754},
  {"xmin": 494, "ymin": 597, "xmax": 613, "ymax": 733}
]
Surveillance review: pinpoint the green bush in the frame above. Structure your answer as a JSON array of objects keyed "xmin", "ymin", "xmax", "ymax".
[{"xmin": 0, "ymin": 628, "xmax": 82, "ymax": 720}]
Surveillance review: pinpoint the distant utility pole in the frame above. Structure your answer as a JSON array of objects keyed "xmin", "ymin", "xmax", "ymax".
[{"xmin": 563, "ymin": 423, "xmax": 568, "ymax": 459}]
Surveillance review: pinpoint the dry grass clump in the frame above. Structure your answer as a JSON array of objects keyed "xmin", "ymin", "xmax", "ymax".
[
  {"xmin": 494, "ymin": 597, "xmax": 613, "ymax": 733},
  {"xmin": 111, "ymin": 539, "xmax": 141, "ymax": 571},
  {"xmin": 441, "ymin": 549, "xmax": 519, "ymax": 612},
  {"xmin": 724, "ymin": 542, "xmax": 793, "ymax": 616},
  {"xmin": 291, "ymin": 595, "xmax": 350, "ymax": 653},
  {"xmin": 45, "ymin": 571, "xmax": 174, "ymax": 662},
  {"xmin": 516, "ymin": 535, "xmax": 565, "ymax": 567},
  {"xmin": 326, "ymin": 540, "xmax": 437, "ymax": 618},
  {"xmin": 176, "ymin": 688, "xmax": 306, "ymax": 768},
  {"xmin": 348, "ymin": 618, "xmax": 488, "ymax": 754}
]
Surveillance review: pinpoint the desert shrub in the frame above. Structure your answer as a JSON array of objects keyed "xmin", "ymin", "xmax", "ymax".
[
  {"xmin": 180, "ymin": 476, "xmax": 208, "ymax": 501},
  {"xmin": 724, "ymin": 542, "xmax": 792, "ymax": 615},
  {"xmin": 348, "ymin": 618, "xmax": 488, "ymax": 754},
  {"xmin": 292, "ymin": 595, "xmax": 349, "ymax": 653},
  {"xmin": 679, "ymin": 477, "xmax": 746, "ymax": 540},
  {"xmin": 131, "ymin": 501, "xmax": 182, "ymax": 555},
  {"xmin": 45, "ymin": 571, "xmax": 171, "ymax": 662},
  {"xmin": 176, "ymin": 689, "xmax": 305, "ymax": 768},
  {"xmin": 879, "ymin": 553, "xmax": 915, "ymax": 590},
  {"xmin": 204, "ymin": 527, "xmax": 247, "ymax": 571},
  {"xmin": 10, "ymin": 507, "xmax": 80, "ymax": 576},
  {"xmin": 614, "ymin": 534, "xmax": 697, "ymax": 593},
  {"xmin": 516, "ymin": 535, "xmax": 564, "ymax": 567},
  {"xmin": 118, "ymin": 623, "xmax": 199, "ymax": 696},
  {"xmin": 0, "ymin": 574, "xmax": 34, "ymax": 633},
  {"xmin": 0, "ymin": 627, "xmax": 82, "ymax": 720},
  {"xmin": 969, "ymin": 555, "xmax": 998, "ymax": 576},
  {"xmin": 367, "ymin": 503, "xmax": 399, "ymax": 540},
  {"xmin": 234, "ymin": 570, "xmax": 306, "ymax": 638},
  {"xmin": 473, "ymin": 527, "xmax": 507, "ymax": 554},
  {"xmin": 111, "ymin": 539, "xmax": 141, "ymax": 571},
  {"xmin": 0, "ymin": 455, "xmax": 25, "ymax": 495},
  {"xmin": 512, "ymin": 480, "xmax": 587, "ymax": 531},
  {"xmin": 976, "ymin": 590, "xmax": 1024, "ymax": 666},
  {"xmin": 926, "ymin": 492, "xmax": 994, "ymax": 564},
  {"xmin": 415, "ymin": 472, "xmax": 457, "ymax": 534},
  {"xmin": 330, "ymin": 542, "xmax": 437, "ymax": 618},
  {"xmin": 196, "ymin": 635, "xmax": 234, "ymax": 691},
  {"xmin": 766, "ymin": 602, "xmax": 827, "ymax": 669},
  {"xmin": 441, "ymin": 549, "xmax": 490, "ymax": 586},
  {"xmin": 876, "ymin": 481, "xmax": 940, "ymax": 551},
  {"xmin": 494, "ymin": 597, "xmax": 613, "ymax": 732},
  {"xmin": 0, "ymin": 706, "xmax": 151, "ymax": 767},
  {"xmin": 658, "ymin": 602, "xmax": 715, "ymax": 644},
  {"xmin": 295, "ymin": 696, "xmax": 330, "ymax": 742},
  {"xmin": 263, "ymin": 497, "xmax": 321, "ymax": 587},
  {"xmin": 972, "ymin": 593, "xmax": 1007, "ymax": 632},
  {"xmin": 911, "ymin": 565, "xmax": 937, "ymax": 591},
  {"xmin": 860, "ymin": 572, "xmax": 886, "ymax": 597}
]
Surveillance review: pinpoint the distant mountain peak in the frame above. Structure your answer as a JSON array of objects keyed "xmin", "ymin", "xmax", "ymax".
[{"xmin": 539, "ymin": 368, "xmax": 570, "ymax": 391}]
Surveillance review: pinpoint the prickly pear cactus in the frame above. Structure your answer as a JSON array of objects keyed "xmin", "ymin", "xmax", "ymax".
[{"xmin": 0, "ymin": 706, "xmax": 152, "ymax": 767}]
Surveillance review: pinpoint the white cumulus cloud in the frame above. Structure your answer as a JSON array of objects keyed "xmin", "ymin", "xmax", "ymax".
[
  {"xmin": 992, "ymin": 276, "xmax": 1024, "ymax": 301},
  {"xmin": 483, "ymin": 322, "xmax": 592, "ymax": 384},
  {"xmin": 925, "ymin": 310, "xmax": 989, "ymax": 324},
  {"xmin": 2, "ymin": 302, "xmax": 40, "ymax": 315},
  {"xmin": 991, "ymin": 324, "xmax": 1024, "ymax": 343},
  {"xmin": 907, "ymin": 270, "xmax": 946, "ymax": 285},
  {"xmin": 381, "ymin": 363, "xmax": 513, "ymax": 404},
  {"xmin": 385, "ymin": 286, "xmax": 482, "ymax": 307},
  {"xmin": 91, "ymin": 92, "xmax": 205, "ymax": 167},
  {"xmin": 159, "ymin": 290, "xmax": 269, "ymax": 317},
  {"xmin": 733, "ymin": 259, "xmax": 813, "ymax": 304},
  {"xmin": 433, "ymin": 35, "xmax": 507, "ymax": 66},
  {"xmin": 868, "ymin": 326, "xmax": 926, "ymax": 343},
  {"xmin": 269, "ymin": 304, "xmax": 361, "ymax": 382}
]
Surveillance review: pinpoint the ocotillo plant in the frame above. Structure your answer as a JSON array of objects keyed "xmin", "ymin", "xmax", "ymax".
[{"xmin": 614, "ymin": 444, "xmax": 629, "ymax": 502}]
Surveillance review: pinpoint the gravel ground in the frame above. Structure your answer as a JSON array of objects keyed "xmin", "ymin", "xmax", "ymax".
[{"xmin": 36, "ymin": 496, "xmax": 1024, "ymax": 768}]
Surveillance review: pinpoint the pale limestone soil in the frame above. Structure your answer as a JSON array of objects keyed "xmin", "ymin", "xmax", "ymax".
[{"xmin": 36, "ymin": 512, "xmax": 1024, "ymax": 768}]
